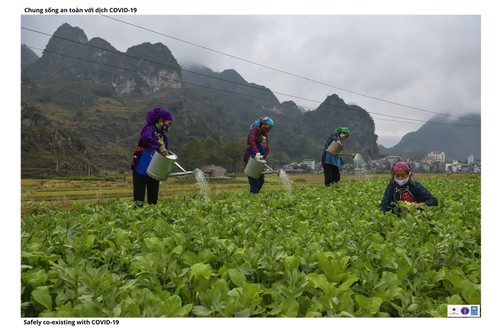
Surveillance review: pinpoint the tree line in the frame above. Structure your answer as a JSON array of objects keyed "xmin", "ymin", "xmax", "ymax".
[{"xmin": 180, "ymin": 136, "xmax": 247, "ymax": 174}]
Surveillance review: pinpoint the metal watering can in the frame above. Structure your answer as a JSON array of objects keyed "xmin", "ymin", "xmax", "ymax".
[
  {"xmin": 146, "ymin": 151, "xmax": 193, "ymax": 181},
  {"xmin": 325, "ymin": 141, "xmax": 356, "ymax": 158},
  {"xmin": 244, "ymin": 155, "xmax": 283, "ymax": 178}
]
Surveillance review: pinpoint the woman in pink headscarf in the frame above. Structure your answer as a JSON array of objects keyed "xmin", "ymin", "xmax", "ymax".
[
  {"xmin": 380, "ymin": 161, "xmax": 438, "ymax": 215},
  {"xmin": 243, "ymin": 116, "xmax": 274, "ymax": 194}
]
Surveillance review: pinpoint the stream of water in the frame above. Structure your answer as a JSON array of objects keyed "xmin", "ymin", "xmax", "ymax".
[
  {"xmin": 277, "ymin": 169, "xmax": 293, "ymax": 192},
  {"xmin": 193, "ymin": 168, "xmax": 210, "ymax": 199},
  {"xmin": 353, "ymin": 153, "xmax": 369, "ymax": 178}
]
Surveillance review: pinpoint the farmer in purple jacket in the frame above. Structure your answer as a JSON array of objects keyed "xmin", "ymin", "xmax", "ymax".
[
  {"xmin": 243, "ymin": 117, "xmax": 274, "ymax": 194},
  {"xmin": 131, "ymin": 107, "xmax": 173, "ymax": 206}
]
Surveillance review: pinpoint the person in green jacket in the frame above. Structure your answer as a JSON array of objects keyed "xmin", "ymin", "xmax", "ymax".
[{"xmin": 321, "ymin": 127, "xmax": 350, "ymax": 186}]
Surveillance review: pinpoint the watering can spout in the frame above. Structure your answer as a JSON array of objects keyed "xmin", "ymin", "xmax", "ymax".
[
  {"xmin": 262, "ymin": 164, "xmax": 283, "ymax": 176},
  {"xmin": 337, "ymin": 152, "xmax": 357, "ymax": 158},
  {"xmin": 170, "ymin": 161, "xmax": 193, "ymax": 177},
  {"xmin": 168, "ymin": 171, "xmax": 193, "ymax": 177}
]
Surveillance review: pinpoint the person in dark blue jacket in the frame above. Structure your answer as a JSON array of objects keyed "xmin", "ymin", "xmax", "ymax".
[
  {"xmin": 322, "ymin": 127, "xmax": 350, "ymax": 186},
  {"xmin": 380, "ymin": 162, "xmax": 438, "ymax": 215}
]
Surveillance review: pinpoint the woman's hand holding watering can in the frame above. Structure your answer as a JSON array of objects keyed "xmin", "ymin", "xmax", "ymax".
[{"xmin": 159, "ymin": 145, "xmax": 168, "ymax": 156}]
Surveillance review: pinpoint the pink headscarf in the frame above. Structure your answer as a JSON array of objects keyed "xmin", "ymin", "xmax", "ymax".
[
  {"xmin": 391, "ymin": 162, "xmax": 412, "ymax": 174},
  {"xmin": 390, "ymin": 162, "xmax": 415, "ymax": 185}
]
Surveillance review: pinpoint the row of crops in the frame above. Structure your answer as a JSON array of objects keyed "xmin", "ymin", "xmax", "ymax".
[{"xmin": 21, "ymin": 176, "xmax": 480, "ymax": 317}]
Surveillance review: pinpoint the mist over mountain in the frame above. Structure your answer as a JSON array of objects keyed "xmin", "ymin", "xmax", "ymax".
[
  {"xmin": 379, "ymin": 114, "xmax": 481, "ymax": 161},
  {"xmin": 181, "ymin": 65, "xmax": 282, "ymax": 111},
  {"xmin": 20, "ymin": 23, "xmax": 479, "ymax": 177}
]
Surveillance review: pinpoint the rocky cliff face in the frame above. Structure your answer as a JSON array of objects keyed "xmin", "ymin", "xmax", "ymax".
[
  {"xmin": 24, "ymin": 23, "xmax": 182, "ymax": 96},
  {"xmin": 300, "ymin": 94, "xmax": 379, "ymax": 158},
  {"xmin": 181, "ymin": 66, "xmax": 283, "ymax": 111},
  {"xmin": 20, "ymin": 24, "xmax": 381, "ymax": 177}
]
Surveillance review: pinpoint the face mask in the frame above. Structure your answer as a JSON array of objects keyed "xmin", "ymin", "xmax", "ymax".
[
  {"xmin": 161, "ymin": 122, "xmax": 171, "ymax": 132},
  {"xmin": 395, "ymin": 176, "xmax": 409, "ymax": 186},
  {"xmin": 261, "ymin": 125, "xmax": 272, "ymax": 134}
]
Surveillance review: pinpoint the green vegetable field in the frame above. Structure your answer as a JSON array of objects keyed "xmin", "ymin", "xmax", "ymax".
[{"xmin": 21, "ymin": 176, "xmax": 480, "ymax": 317}]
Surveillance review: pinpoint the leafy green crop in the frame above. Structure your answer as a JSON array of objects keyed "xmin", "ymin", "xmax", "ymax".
[{"xmin": 21, "ymin": 176, "xmax": 480, "ymax": 317}]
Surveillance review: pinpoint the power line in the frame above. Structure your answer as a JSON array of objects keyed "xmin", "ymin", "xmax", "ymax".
[
  {"xmin": 23, "ymin": 41, "xmax": 479, "ymax": 129},
  {"xmin": 102, "ymin": 15, "xmax": 481, "ymax": 123},
  {"xmin": 372, "ymin": 116, "xmax": 479, "ymax": 127},
  {"xmin": 20, "ymin": 28, "xmax": 370, "ymax": 110},
  {"xmin": 21, "ymin": 27, "xmax": 317, "ymax": 104},
  {"xmin": 22, "ymin": 26, "xmax": 480, "ymax": 126},
  {"xmin": 23, "ymin": 45, "xmax": 272, "ymax": 100}
]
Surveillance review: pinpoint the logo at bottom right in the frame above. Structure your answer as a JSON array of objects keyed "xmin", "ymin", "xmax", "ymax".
[{"xmin": 447, "ymin": 305, "xmax": 480, "ymax": 317}]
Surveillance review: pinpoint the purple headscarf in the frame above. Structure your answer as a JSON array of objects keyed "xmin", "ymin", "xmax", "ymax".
[{"xmin": 145, "ymin": 107, "xmax": 173, "ymax": 125}]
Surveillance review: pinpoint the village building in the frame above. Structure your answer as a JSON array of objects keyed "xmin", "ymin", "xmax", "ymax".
[{"xmin": 200, "ymin": 165, "xmax": 226, "ymax": 178}]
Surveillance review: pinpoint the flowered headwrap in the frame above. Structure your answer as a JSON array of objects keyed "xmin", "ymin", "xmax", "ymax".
[
  {"xmin": 145, "ymin": 107, "xmax": 173, "ymax": 125},
  {"xmin": 390, "ymin": 162, "xmax": 415, "ymax": 185}
]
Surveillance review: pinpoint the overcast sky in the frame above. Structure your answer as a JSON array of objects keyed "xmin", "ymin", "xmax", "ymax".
[{"xmin": 20, "ymin": 13, "xmax": 481, "ymax": 147}]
